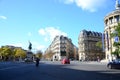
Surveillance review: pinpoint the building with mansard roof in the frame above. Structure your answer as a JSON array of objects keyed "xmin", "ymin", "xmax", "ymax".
[
  {"xmin": 45, "ymin": 35, "xmax": 77, "ymax": 61},
  {"xmin": 78, "ymin": 30, "xmax": 105, "ymax": 61}
]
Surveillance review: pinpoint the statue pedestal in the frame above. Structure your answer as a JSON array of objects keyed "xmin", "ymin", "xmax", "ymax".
[{"xmin": 26, "ymin": 51, "xmax": 33, "ymax": 61}]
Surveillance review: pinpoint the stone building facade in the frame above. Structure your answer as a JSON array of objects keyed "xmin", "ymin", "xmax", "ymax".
[
  {"xmin": 78, "ymin": 30, "xmax": 105, "ymax": 61},
  {"xmin": 104, "ymin": 0, "xmax": 120, "ymax": 61},
  {"xmin": 45, "ymin": 35, "xmax": 77, "ymax": 61}
]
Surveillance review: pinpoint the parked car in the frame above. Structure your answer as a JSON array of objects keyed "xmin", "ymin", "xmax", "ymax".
[
  {"xmin": 61, "ymin": 58, "xmax": 70, "ymax": 64},
  {"xmin": 107, "ymin": 59, "xmax": 120, "ymax": 69}
]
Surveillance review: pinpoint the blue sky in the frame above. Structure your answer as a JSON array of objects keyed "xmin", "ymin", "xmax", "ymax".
[{"xmin": 0, "ymin": 0, "xmax": 115, "ymax": 52}]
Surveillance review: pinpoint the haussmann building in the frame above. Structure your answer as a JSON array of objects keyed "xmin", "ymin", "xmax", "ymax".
[
  {"xmin": 45, "ymin": 35, "xmax": 77, "ymax": 61},
  {"xmin": 78, "ymin": 30, "xmax": 105, "ymax": 61}
]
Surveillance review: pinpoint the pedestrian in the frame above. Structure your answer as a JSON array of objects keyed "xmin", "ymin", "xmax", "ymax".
[
  {"xmin": 35, "ymin": 58, "xmax": 40, "ymax": 67},
  {"xmin": 97, "ymin": 56, "xmax": 100, "ymax": 62}
]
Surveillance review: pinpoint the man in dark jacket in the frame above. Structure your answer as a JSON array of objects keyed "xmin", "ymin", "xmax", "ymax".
[{"xmin": 35, "ymin": 58, "xmax": 40, "ymax": 67}]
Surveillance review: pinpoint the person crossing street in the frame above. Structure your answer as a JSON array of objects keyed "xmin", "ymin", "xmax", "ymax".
[{"xmin": 35, "ymin": 58, "xmax": 40, "ymax": 67}]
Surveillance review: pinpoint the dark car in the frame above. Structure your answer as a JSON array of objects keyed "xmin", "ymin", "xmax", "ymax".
[
  {"xmin": 61, "ymin": 58, "xmax": 70, "ymax": 64},
  {"xmin": 107, "ymin": 59, "xmax": 120, "ymax": 69}
]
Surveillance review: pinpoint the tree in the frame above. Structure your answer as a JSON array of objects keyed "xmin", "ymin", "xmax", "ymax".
[
  {"xmin": 43, "ymin": 50, "xmax": 55, "ymax": 60},
  {"xmin": 110, "ymin": 23, "xmax": 120, "ymax": 58},
  {"xmin": 0, "ymin": 47, "xmax": 3, "ymax": 60},
  {"xmin": 96, "ymin": 41, "xmax": 102, "ymax": 48},
  {"xmin": 35, "ymin": 50, "xmax": 43, "ymax": 59},
  {"xmin": 14, "ymin": 48, "xmax": 26, "ymax": 59},
  {"xmin": 0, "ymin": 46, "xmax": 13, "ymax": 60}
]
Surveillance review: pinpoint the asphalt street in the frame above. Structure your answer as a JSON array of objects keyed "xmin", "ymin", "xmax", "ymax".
[{"xmin": 0, "ymin": 61, "xmax": 120, "ymax": 80}]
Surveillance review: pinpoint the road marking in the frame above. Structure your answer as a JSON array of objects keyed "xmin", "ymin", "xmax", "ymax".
[
  {"xmin": 0, "ymin": 66, "xmax": 19, "ymax": 70},
  {"xmin": 0, "ymin": 65, "xmax": 29, "ymax": 71}
]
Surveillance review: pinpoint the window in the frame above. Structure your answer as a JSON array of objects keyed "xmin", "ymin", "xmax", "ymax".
[
  {"xmin": 109, "ymin": 17, "xmax": 113, "ymax": 24},
  {"xmin": 115, "ymin": 15, "xmax": 119, "ymax": 22},
  {"xmin": 105, "ymin": 20, "xmax": 108, "ymax": 26}
]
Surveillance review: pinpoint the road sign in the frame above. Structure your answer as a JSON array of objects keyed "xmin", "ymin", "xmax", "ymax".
[{"xmin": 114, "ymin": 36, "xmax": 119, "ymax": 42}]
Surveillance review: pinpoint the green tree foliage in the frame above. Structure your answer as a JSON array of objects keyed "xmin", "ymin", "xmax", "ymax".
[
  {"xmin": 111, "ymin": 23, "xmax": 120, "ymax": 38},
  {"xmin": 0, "ymin": 46, "xmax": 27, "ymax": 61},
  {"xmin": 96, "ymin": 41, "xmax": 102, "ymax": 48},
  {"xmin": 14, "ymin": 48, "xmax": 26, "ymax": 59},
  {"xmin": 111, "ymin": 23, "xmax": 120, "ymax": 58},
  {"xmin": 0, "ymin": 46, "xmax": 13, "ymax": 60},
  {"xmin": 2, "ymin": 46, "xmax": 13, "ymax": 56},
  {"xmin": 0, "ymin": 47, "xmax": 3, "ymax": 60},
  {"xmin": 0, "ymin": 48, "xmax": 2, "ymax": 56},
  {"xmin": 35, "ymin": 50, "xmax": 43, "ymax": 59}
]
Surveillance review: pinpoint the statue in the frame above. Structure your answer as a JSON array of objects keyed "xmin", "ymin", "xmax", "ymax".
[
  {"xmin": 28, "ymin": 41, "xmax": 32, "ymax": 51},
  {"xmin": 27, "ymin": 41, "xmax": 33, "ymax": 62}
]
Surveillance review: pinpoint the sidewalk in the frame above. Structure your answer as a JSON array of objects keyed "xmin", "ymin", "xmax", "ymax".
[
  {"xmin": 70, "ymin": 60, "xmax": 108, "ymax": 65},
  {"xmin": 84, "ymin": 61, "xmax": 107, "ymax": 65}
]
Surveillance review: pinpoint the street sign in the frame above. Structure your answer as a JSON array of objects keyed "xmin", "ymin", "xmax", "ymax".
[{"xmin": 114, "ymin": 36, "xmax": 119, "ymax": 42}]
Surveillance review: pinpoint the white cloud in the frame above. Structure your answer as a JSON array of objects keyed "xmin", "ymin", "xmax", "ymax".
[
  {"xmin": 61, "ymin": 0, "xmax": 107, "ymax": 12},
  {"xmin": 39, "ymin": 29, "xmax": 46, "ymax": 35},
  {"xmin": 38, "ymin": 27, "xmax": 68, "ymax": 42},
  {"xmin": 0, "ymin": 16, "xmax": 7, "ymax": 20},
  {"xmin": 31, "ymin": 41, "xmax": 46, "ymax": 52},
  {"xmin": 36, "ymin": 45, "xmax": 46, "ymax": 51}
]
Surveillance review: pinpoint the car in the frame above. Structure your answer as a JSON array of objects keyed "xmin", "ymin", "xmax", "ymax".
[
  {"xmin": 61, "ymin": 58, "xmax": 70, "ymax": 64},
  {"xmin": 107, "ymin": 59, "xmax": 120, "ymax": 69}
]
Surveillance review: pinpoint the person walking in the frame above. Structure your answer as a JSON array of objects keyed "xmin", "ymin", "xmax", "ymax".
[{"xmin": 35, "ymin": 58, "xmax": 40, "ymax": 67}]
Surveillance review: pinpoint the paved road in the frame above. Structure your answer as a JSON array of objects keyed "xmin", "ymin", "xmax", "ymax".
[{"xmin": 0, "ymin": 61, "xmax": 120, "ymax": 80}]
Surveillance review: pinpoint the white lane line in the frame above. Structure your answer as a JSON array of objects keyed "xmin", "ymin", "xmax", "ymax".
[
  {"xmin": 0, "ymin": 66, "xmax": 19, "ymax": 70},
  {"xmin": 0, "ymin": 65, "xmax": 28, "ymax": 71}
]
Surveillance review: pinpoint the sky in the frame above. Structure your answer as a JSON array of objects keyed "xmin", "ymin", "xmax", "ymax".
[{"xmin": 0, "ymin": 0, "xmax": 116, "ymax": 53}]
